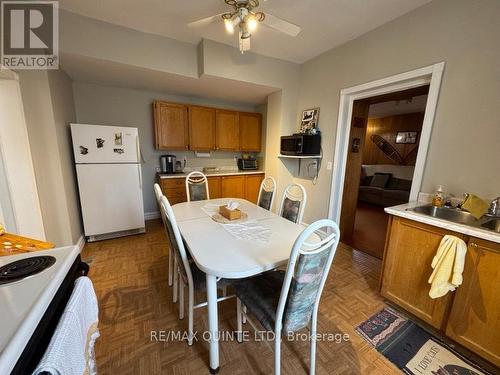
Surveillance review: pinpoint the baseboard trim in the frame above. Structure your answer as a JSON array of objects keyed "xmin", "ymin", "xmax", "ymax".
[{"xmin": 145, "ymin": 211, "xmax": 160, "ymax": 220}]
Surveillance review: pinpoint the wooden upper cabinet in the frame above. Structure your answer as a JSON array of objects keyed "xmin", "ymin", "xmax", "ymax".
[
  {"xmin": 154, "ymin": 101, "xmax": 188, "ymax": 150},
  {"xmin": 221, "ymin": 175, "xmax": 245, "ymax": 199},
  {"xmin": 244, "ymin": 174, "xmax": 264, "ymax": 204},
  {"xmin": 215, "ymin": 110, "xmax": 239, "ymax": 151},
  {"xmin": 239, "ymin": 112, "xmax": 262, "ymax": 152},
  {"xmin": 189, "ymin": 106, "xmax": 216, "ymax": 151},
  {"xmin": 446, "ymin": 238, "xmax": 500, "ymax": 366},
  {"xmin": 153, "ymin": 101, "xmax": 262, "ymax": 152},
  {"xmin": 381, "ymin": 217, "xmax": 464, "ymax": 329}
]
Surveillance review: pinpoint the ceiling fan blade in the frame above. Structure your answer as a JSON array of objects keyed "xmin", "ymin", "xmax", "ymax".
[
  {"xmin": 187, "ymin": 13, "xmax": 224, "ymax": 28},
  {"xmin": 261, "ymin": 13, "xmax": 301, "ymax": 37}
]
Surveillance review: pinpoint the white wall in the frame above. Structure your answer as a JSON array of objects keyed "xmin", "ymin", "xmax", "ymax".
[
  {"xmin": 72, "ymin": 82, "xmax": 261, "ymax": 214},
  {"xmin": 295, "ymin": 0, "xmax": 500, "ymax": 223}
]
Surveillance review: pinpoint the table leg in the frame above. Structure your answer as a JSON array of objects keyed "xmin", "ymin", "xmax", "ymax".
[{"xmin": 206, "ymin": 274, "xmax": 219, "ymax": 374}]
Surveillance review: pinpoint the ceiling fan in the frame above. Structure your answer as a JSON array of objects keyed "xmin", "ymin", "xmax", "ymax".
[{"xmin": 188, "ymin": 0, "xmax": 301, "ymax": 53}]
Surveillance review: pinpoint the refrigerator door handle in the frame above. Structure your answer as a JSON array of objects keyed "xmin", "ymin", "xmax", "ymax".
[
  {"xmin": 138, "ymin": 164, "xmax": 143, "ymax": 190},
  {"xmin": 135, "ymin": 134, "xmax": 142, "ymax": 163}
]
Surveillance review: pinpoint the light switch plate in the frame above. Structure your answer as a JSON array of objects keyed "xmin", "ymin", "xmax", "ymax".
[{"xmin": 327, "ymin": 162, "xmax": 333, "ymax": 170}]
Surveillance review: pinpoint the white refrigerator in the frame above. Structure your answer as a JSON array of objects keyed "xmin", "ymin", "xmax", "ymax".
[{"xmin": 71, "ymin": 123, "xmax": 145, "ymax": 241}]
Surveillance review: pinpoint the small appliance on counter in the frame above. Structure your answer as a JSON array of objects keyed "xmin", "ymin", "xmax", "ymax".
[
  {"xmin": 280, "ymin": 133, "xmax": 321, "ymax": 156},
  {"xmin": 160, "ymin": 154, "xmax": 176, "ymax": 174},
  {"xmin": 237, "ymin": 158, "xmax": 259, "ymax": 170}
]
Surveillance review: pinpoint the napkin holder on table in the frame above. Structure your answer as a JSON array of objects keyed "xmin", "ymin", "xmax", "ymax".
[{"xmin": 219, "ymin": 206, "xmax": 242, "ymax": 220}]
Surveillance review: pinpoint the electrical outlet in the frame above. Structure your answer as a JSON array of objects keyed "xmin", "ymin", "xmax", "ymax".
[
  {"xmin": 326, "ymin": 162, "xmax": 333, "ymax": 170},
  {"xmin": 155, "ymin": 167, "xmax": 161, "ymax": 173}
]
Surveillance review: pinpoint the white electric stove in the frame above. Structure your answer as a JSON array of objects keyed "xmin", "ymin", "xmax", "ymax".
[{"xmin": 0, "ymin": 245, "xmax": 81, "ymax": 374}]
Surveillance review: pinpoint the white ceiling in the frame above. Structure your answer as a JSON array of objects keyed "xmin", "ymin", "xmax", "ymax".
[
  {"xmin": 368, "ymin": 95, "xmax": 428, "ymax": 118},
  {"xmin": 59, "ymin": 0, "xmax": 432, "ymax": 63},
  {"xmin": 61, "ymin": 53, "xmax": 278, "ymax": 105}
]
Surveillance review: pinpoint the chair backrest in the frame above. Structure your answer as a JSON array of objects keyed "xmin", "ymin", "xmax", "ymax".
[
  {"xmin": 257, "ymin": 176, "xmax": 276, "ymax": 211},
  {"xmin": 154, "ymin": 183, "xmax": 167, "ymax": 224},
  {"xmin": 275, "ymin": 219, "xmax": 340, "ymax": 334},
  {"xmin": 278, "ymin": 183, "xmax": 307, "ymax": 224},
  {"xmin": 185, "ymin": 171, "xmax": 210, "ymax": 202},
  {"xmin": 159, "ymin": 195, "xmax": 194, "ymax": 287}
]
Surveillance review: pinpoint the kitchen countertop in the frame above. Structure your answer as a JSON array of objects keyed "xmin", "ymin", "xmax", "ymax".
[
  {"xmin": 385, "ymin": 202, "xmax": 500, "ymax": 244},
  {"xmin": 157, "ymin": 170, "xmax": 265, "ymax": 179},
  {"xmin": 0, "ymin": 245, "xmax": 80, "ymax": 374}
]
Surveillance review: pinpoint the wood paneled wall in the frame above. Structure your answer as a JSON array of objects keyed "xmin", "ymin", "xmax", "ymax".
[{"xmin": 363, "ymin": 112, "xmax": 424, "ymax": 166}]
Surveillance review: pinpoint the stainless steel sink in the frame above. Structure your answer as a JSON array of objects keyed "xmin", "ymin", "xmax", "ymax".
[
  {"xmin": 481, "ymin": 219, "xmax": 500, "ymax": 233},
  {"xmin": 408, "ymin": 205, "xmax": 479, "ymax": 226}
]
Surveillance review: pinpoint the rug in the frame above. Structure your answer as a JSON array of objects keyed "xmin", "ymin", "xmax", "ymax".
[{"xmin": 356, "ymin": 308, "xmax": 490, "ymax": 375}]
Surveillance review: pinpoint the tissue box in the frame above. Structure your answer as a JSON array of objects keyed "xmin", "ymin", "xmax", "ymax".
[{"xmin": 219, "ymin": 206, "xmax": 242, "ymax": 220}]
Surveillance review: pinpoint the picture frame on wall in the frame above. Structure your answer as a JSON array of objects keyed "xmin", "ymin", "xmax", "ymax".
[
  {"xmin": 300, "ymin": 107, "xmax": 320, "ymax": 133},
  {"xmin": 395, "ymin": 131, "xmax": 418, "ymax": 144}
]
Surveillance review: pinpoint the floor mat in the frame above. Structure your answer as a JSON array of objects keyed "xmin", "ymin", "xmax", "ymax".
[{"xmin": 356, "ymin": 308, "xmax": 491, "ymax": 375}]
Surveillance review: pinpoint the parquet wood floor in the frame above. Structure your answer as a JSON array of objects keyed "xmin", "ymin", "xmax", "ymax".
[{"xmin": 81, "ymin": 219, "xmax": 401, "ymax": 374}]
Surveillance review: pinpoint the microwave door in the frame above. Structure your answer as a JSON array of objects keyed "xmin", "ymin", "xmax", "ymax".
[{"xmin": 281, "ymin": 137, "xmax": 297, "ymax": 155}]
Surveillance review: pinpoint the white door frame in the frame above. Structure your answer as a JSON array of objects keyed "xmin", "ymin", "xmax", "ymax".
[{"xmin": 328, "ymin": 62, "xmax": 445, "ymax": 223}]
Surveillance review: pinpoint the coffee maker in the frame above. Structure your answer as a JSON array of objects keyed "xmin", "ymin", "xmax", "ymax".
[{"xmin": 160, "ymin": 154, "xmax": 176, "ymax": 174}]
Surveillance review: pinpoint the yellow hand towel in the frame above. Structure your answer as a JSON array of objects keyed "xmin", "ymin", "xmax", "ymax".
[
  {"xmin": 428, "ymin": 235, "xmax": 467, "ymax": 299},
  {"xmin": 461, "ymin": 194, "xmax": 489, "ymax": 219}
]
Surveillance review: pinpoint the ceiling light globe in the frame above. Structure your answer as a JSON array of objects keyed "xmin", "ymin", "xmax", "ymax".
[
  {"xmin": 247, "ymin": 17, "xmax": 258, "ymax": 32},
  {"xmin": 224, "ymin": 18, "xmax": 234, "ymax": 34}
]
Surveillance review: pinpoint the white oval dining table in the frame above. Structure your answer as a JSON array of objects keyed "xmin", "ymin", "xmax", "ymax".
[{"xmin": 171, "ymin": 198, "xmax": 316, "ymax": 374}]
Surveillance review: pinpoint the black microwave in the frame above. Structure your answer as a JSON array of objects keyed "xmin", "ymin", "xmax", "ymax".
[{"xmin": 280, "ymin": 134, "xmax": 321, "ymax": 155}]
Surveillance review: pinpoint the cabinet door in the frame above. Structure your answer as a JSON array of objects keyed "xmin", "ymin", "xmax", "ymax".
[
  {"xmin": 381, "ymin": 217, "xmax": 463, "ymax": 329},
  {"xmin": 207, "ymin": 177, "xmax": 221, "ymax": 199},
  {"xmin": 159, "ymin": 178, "xmax": 187, "ymax": 205},
  {"xmin": 239, "ymin": 112, "xmax": 262, "ymax": 152},
  {"xmin": 244, "ymin": 174, "xmax": 264, "ymax": 204},
  {"xmin": 446, "ymin": 238, "xmax": 500, "ymax": 366},
  {"xmin": 216, "ymin": 110, "xmax": 239, "ymax": 151},
  {"xmin": 221, "ymin": 176, "xmax": 245, "ymax": 199},
  {"xmin": 189, "ymin": 106, "xmax": 216, "ymax": 151},
  {"xmin": 154, "ymin": 101, "xmax": 188, "ymax": 150}
]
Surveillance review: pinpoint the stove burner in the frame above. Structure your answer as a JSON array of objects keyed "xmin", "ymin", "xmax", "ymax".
[{"xmin": 0, "ymin": 256, "xmax": 56, "ymax": 285}]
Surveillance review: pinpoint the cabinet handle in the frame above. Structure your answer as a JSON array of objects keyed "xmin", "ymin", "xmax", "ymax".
[{"xmin": 470, "ymin": 242, "xmax": 478, "ymax": 248}]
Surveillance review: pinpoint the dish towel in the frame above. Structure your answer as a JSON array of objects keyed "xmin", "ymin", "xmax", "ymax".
[
  {"xmin": 428, "ymin": 235, "xmax": 467, "ymax": 299},
  {"xmin": 33, "ymin": 276, "xmax": 100, "ymax": 375},
  {"xmin": 461, "ymin": 193, "xmax": 489, "ymax": 219}
]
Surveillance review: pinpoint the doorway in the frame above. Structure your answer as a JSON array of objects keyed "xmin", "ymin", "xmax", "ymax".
[
  {"xmin": 327, "ymin": 63, "xmax": 445, "ymax": 257},
  {"xmin": 341, "ymin": 86, "xmax": 429, "ymax": 258}
]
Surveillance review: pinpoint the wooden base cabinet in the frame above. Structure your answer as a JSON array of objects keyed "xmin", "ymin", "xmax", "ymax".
[
  {"xmin": 382, "ymin": 217, "xmax": 500, "ymax": 366},
  {"xmin": 221, "ymin": 176, "xmax": 245, "ymax": 199},
  {"xmin": 207, "ymin": 176, "xmax": 221, "ymax": 199},
  {"xmin": 445, "ymin": 238, "xmax": 500, "ymax": 366},
  {"xmin": 157, "ymin": 173, "xmax": 264, "ymax": 205},
  {"xmin": 381, "ymin": 217, "xmax": 463, "ymax": 329},
  {"xmin": 244, "ymin": 174, "xmax": 264, "ymax": 204}
]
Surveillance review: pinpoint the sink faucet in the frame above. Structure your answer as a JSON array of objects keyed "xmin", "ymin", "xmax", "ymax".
[{"xmin": 488, "ymin": 197, "xmax": 500, "ymax": 217}]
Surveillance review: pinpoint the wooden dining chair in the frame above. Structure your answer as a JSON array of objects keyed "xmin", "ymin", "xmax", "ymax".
[
  {"xmin": 257, "ymin": 176, "xmax": 277, "ymax": 211},
  {"xmin": 234, "ymin": 219, "xmax": 340, "ymax": 375},
  {"xmin": 154, "ymin": 183, "xmax": 174, "ymax": 287},
  {"xmin": 278, "ymin": 183, "xmax": 307, "ymax": 224},
  {"xmin": 159, "ymin": 195, "xmax": 234, "ymax": 346},
  {"xmin": 185, "ymin": 171, "xmax": 210, "ymax": 202}
]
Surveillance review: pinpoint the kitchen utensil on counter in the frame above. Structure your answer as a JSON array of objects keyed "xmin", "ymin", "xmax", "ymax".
[{"xmin": 175, "ymin": 159, "xmax": 185, "ymax": 173}]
